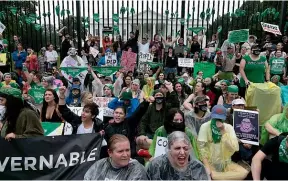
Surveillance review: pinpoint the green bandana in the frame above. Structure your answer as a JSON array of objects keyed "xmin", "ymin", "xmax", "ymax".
[
  {"xmin": 222, "ymin": 80, "xmax": 231, "ymax": 86},
  {"xmin": 211, "ymin": 119, "xmax": 223, "ymax": 143},
  {"xmin": 104, "ymin": 84, "xmax": 114, "ymax": 92},
  {"xmin": 92, "ymin": 66, "xmax": 122, "ymax": 76},
  {"xmin": 60, "ymin": 67, "xmax": 87, "ymax": 78},
  {"xmin": 227, "ymin": 53, "xmax": 234, "ymax": 60},
  {"xmin": 279, "ymin": 137, "xmax": 288, "ymax": 163},
  {"xmin": 227, "ymin": 85, "xmax": 239, "ymax": 93},
  {"xmin": 177, "ymin": 78, "xmax": 185, "ymax": 84},
  {"xmin": 28, "ymin": 87, "xmax": 45, "ymax": 104},
  {"xmin": 0, "ymin": 87, "xmax": 22, "ymax": 100},
  {"xmin": 187, "ymin": 27, "xmax": 205, "ymax": 34},
  {"xmin": 145, "ymin": 62, "xmax": 163, "ymax": 68}
]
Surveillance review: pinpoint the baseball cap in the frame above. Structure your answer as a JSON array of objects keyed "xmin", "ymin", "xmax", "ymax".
[
  {"xmin": 211, "ymin": 105, "xmax": 227, "ymax": 120},
  {"xmin": 232, "ymin": 99, "xmax": 246, "ymax": 106},
  {"xmin": 194, "ymin": 96, "xmax": 209, "ymax": 104}
]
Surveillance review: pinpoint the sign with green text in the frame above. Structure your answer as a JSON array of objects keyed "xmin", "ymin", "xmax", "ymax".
[{"xmin": 228, "ymin": 29, "xmax": 249, "ymax": 43}]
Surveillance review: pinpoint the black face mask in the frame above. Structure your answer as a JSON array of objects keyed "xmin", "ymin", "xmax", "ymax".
[
  {"xmin": 252, "ymin": 49, "xmax": 261, "ymax": 55},
  {"xmin": 155, "ymin": 97, "xmax": 164, "ymax": 104},
  {"xmin": 171, "ymin": 122, "xmax": 185, "ymax": 130}
]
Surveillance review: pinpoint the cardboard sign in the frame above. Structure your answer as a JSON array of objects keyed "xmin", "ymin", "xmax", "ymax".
[
  {"xmin": 138, "ymin": 52, "xmax": 153, "ymax": 72},
  {"xmin": 154, "ymin": 136, "xmax": 168, "ymax": 158},
  {"xmin": 105, "ymin": 52, "xmax": 117, "ymax": 66},
  {"xmin": 121, "ymin": 51, "xmax": 137, "ymax": 72},
  {"xmin": 261, "ymin": 22, "xmax": 282, "ymax": 35},
  {"xmin": 233, "ymin": 109, "xmax": 259, "ymax": 146},
  {"xmin": 90, "ymin": 47, "xmax": 99, "ymax": 58},
  {"xmin": 178, "ymin": 58, "xmax": 194, "ymax": 68},
  {"xmin": 228, "ymin": 29, "xmax": 249, "ymax": 43},
  {"xmin": 0, "ymin": 53, "xmax": 7, "ymax": 66},
  {"xmin": 0, "ymin": 22, "xmax": 6, "ymax": 34}
]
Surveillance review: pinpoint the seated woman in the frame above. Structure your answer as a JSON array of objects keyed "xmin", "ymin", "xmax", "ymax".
[
  {"xmin": 217, "ymin": 85, "xmax": 243, "ymax": 109},
  {"xmin": 0, "ymin": 87, "xmax": 43, "ymax": 139},
  {"xmin": 261, "ymin": 104, "xmax": 288, "ymax": 145},
  {"xmin": 147, "ymin": 131, "xmax": 209, "ymax": 180},
  {"xmin": 149, "ymin": 108, "xmax": 199, "ymax": 160},
  {"xmin": 198, "ymin": 104, "xmax": 248, "ymax": 180},
  {"xmin": 84, "ymin": 134, "xmax": 149, "ymax": 180}
]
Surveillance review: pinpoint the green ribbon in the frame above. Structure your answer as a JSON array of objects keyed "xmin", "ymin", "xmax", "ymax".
[
  {"xmin": 217, "ymin": 26, "xmax": 222, "ymax": 33},
  {"xmin": 271, "ymin": 8, "xmax": 276, "ymax": 15},
  {"xmin": 130, "ymin": 7, "xmax": 135, "ymax": 14},
  {"xmin": 34, "ymin": 24, "xmax": 41, "ymax": 31},
  {"xmin": 9, "ymin": 7, "xmax": 17, "ymax": 15},
  {"xmin": 55, "ymin": 5, "xmax": 60, "ymax": 16},
  {"xmin": 211, "ymin": 119, "xmax": 223, "ymax": 143},
  {"xmin": 144, "ymin": 62, "xmax": 163, "ymax": 68},
  {"xmin": 206, "ymin": 8, "xmax": 210, "ymax": 14},
  {"xmin": 180, "ymin": 18, "xmax": 185, "ymax": 25},
  {"xmin": 176, "ymin": 30, "xmax": 180, "ymax": 36},
  {"xmin": 211, "ymin": 8, "xmax": 215, "ymax": 15},
  {"xmin": 200, "ymin": 12, "xmax": 205, "ymax": 20},
  {"xmin": 171, "ymin": 13, "xmax": 175, "ymax": 18},
  {"xmin": 192, "ymin": 7, "xmax": 195, "ymax": 12},
  {"xmin": 92, "ymin": 66, "xmax": 122, "ymax": 76},
  {"xmin": 42, "ymin": 13, "xmax": 47, "ymax": 17},
  {"xmin": 274, "ymin": 12, "xmax": 280, "ymax": 20},
  {"xmin": 93, "ymin": 13, "xmax": 99, "ymax": 22},
  {"xmin": 165, "ymin": 10, "xmax": 169, "ymax": 15},
  {"xmin": 0, "ymin": 11, "xmax": 5, "ymax": 20},
  {"xmin": 113, "ymin": 25, "xmax": 120, "ymax": 34},
  {"xmin": 47, "ymin": 12, "xmax": 51, "ymax": 17},
  {"xmin": 61, "ymin": 9, "xmax": 66, "ymax": 17},
  {"xmin": 66, "ymin": 9, "xmax": 71, "ymax": 15},
  {"xmin": 206, "ymin": 13, "xmax": 211, "ymax": 21},
  {"xmin": 113, "ymin": 14, "xmax": 119, "ymax": 23},
  {"xmin": 60, "ymin": 67, "xmax": 87, "ymax": 77},
  {"xmin": 187, "ymin": 27, "xmax": 205, "ymax": 34},
  {"xmin": 120, "ymin": 6, "xmax": 126, "ymax": 14}
]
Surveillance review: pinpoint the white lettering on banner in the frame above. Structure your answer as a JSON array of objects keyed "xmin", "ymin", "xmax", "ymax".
[
  {"xmin": 261, "ymin": 22, "xmax": 282, "ymax": 35},
  {"xmin": 0, "ymin": 148, "xmax": 98, "ymax": 172},
  {"xmin": 154, "ymin": 137, "xmax": 168, "ymax": 158},
  {"xmin": 178, "ymin": 58, "xmax": 194, "ymax": 68}
]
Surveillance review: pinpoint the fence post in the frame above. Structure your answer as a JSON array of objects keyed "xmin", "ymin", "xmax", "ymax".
[
  {"xmin": 76, "ymin": 0, "xmax": 82, "ymax": 54},
  {"xmin": 180, "ymin": 0, "xmax": 185, "ymax": 37},
  {"xmin": 280, "ymin": 0, "xmax": 287, "ymax": 34}
]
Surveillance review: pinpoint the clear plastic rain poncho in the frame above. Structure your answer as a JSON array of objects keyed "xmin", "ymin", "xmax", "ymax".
[
  {"xmin": 261, "ymin": 104, "xmax": 288, "ymax": 145},
  {"xmin": 84, "ymin": 157, "xmax": 149, "ymax": 180},
  {"xmin": 147, "ymin": 154, "xmax": 209, "ymax": 180},
  {"xmin": 198, "ymin": 120, "xmax": 239, "ymax": 172}
]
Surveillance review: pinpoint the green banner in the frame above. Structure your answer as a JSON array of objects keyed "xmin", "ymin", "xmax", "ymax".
[
  {"xmin": 60, "ymin": 67, "xmax": 87, "ymax": 77},
  {"xmin": 144, "ymin": 62, "xmax": 163, "ymax": 68},
  {"xmin": 41, "ymin": 122, "xmax": 63, "ymax": 136},
  {"xmin": 28, "ymin": 87, "xmax": 46, "ymax": 104},
  {"xmin": 92, "ymin": 66, "xmax": 122, "ymax": 76},
  {"xmin": 228, "ymin": 29, "xmax": 249, "ymax": 43},
  {"xmin": 193, "ymin": 62, "xmax": 216, "ymax": 79},
  {"xmin": 187, "ymin": 27, "xmax": 205, "ymax": 34}
]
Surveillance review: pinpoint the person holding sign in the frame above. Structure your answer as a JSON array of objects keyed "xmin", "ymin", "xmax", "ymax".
[
  {"xmin": 269, "ymin": 50, "xmax": 286, "ymax": 81},
  {"xmin": 84, "ymin": 134, "xmax": 149, "ymax": 180},
  {"xmin": 147, "ymin": 131, "xmax": 209, "ymax": 180},
  {"xmin": 198, "ymin": 105, "xmax": 248, "ymax": 180},
  {"xmin": 148, "ymin": 108, "xmax": 199, "ymax": 160},
  {"xmin": 239, "ymin": 44, "xmax": 270, "ymax": 97}
]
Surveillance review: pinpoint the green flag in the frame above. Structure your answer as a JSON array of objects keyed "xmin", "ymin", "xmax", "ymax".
[
  {"xmin": 42, "ymin": 122, "xmax": 63, "ymax": 136},
  {"xmin": 113, "ymin": 14, "xmax": 119, "ymax": 23},
  {"xmin": 28, "ymin": 87, "xmax": 45, "ymax": 104},
  {"xmin": 145, "ymin": 62, "xmax": 163, "ymax": 68},
  {"xmin": 193, "ymin": 62, "xmax": 216, "ymax": 79},
  {"xmin": 187, "ymin": 27, "xmax": 205, "ymax": 34},
  {"xmin": 93, "ymin": 13, "xmax": 99, "ymax": 22},
  {"xmin": 60, "ymin": 67, "xmax": 87, "ymax": 77},
  {"xmin": 228, "ymin": 29, "xmax": 249, "ymax": 43},
  {"xmin": 92, "ymin": 66, "xmax": 122, "ymax": 76}
]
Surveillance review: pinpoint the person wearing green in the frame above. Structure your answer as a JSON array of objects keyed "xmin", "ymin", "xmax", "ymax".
[
  {"xmin": 149, "ymin": 108, "xmax": 199, "ymax": 160},
  {"xmin": 260, "ymin": 104, "xmax": 288, "ymax": 145},
  {"xmin": 0, "ymin": 73, "xmax": 19, "ymax": 89},
  {"xmin": 239, "ymin": 44, "xmax": 270, "ymax": 97},
  {"xmin": 269, "ymin": 50, "xmax": 286, "ymax": 80},
  {"xmin": 0, "ymin": 87, "xmax": 43, "ymax": 139},
  {"xmin": 271, "ymin": 75, "xmax": 284, "ymax": 87}
]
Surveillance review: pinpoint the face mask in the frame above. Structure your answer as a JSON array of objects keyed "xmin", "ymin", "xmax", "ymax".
[
  {"xmin": 252, "ymin": 49, "xmax": 260, "ymax": 55},
  {"xmin": 155, "ymin": 97, "xmax": 164, "ymax": 104},
  {"xmin": 171, "ymin": 122, "xmax": 185, "ymax": 130},
  {"xmin": 199, "ymin": 105, "xmax": 208, "ymax": 112}
]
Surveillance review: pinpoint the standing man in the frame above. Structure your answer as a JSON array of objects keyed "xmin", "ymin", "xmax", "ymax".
[{"xmin": 123, "ymin": 25, "xmax": 139, "ymax": 54}]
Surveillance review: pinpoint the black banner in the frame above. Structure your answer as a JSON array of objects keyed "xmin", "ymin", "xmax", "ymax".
[{"xmin": 0, "ymin": 133, "xmax": 103, "ymax": 180}]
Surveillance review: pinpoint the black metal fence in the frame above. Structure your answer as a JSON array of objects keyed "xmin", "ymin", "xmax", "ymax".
[{"xmin": 0, "ymin": 0, "xmax": 287, "ymax": 52}]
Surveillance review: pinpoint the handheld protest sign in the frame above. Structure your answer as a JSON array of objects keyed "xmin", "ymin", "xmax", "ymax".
[
  {"xmin": 105, "ymin": 52, "xmax": 118, "ymax": 66},
  {"xmin": 228, "ymin": 29, "xmax": 249, "ymax": 43},
  {"xmin": 261, "ymin": 22, "xmax": 282, "ymax": 35},
  {"xmin": 154, "ymin": 136, "xmax": 168, "ymax": 158},
  {"xmin": 233, "ymin": 109, "xmax": 259, "ymax": 146}
]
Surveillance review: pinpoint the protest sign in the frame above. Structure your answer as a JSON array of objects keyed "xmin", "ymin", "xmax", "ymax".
[
  {"xmin": 60, "ymin": 55, "xmax": 88, "ymax": 85},
  {"xmin": 121, "ymin": 51, "xmax": 137, "ymax": 72},
  {"xmin": 0, "ymin": 21, "xmax": 6, "ymax": 33},
  {"xmin": 93, "ymin": 97, "xmax": 114, "ymax": 117},
  {"xmin": 193, "ymin": 62, "xmax": 216, "ymax": 78},
  {"xmin": 92, "ymin": 66, "xmax": 122, "ymax": 76},
  {"xmin": 105, "ymin": 52, "xmax": 117, "ymax": 66},
  {"xmin": 261, "ymin": 22, "xmax": 282, "ymax": 35},
  {"xmin": 90, "ymin": 47, "xmax": 99, "ymax": 58},
  {"xmin": 138, "ymin": 52, "xmax": 153, "ymax": 72},
  {"xmin": 28, "ymin": 87, "xmax": 45, "ymax": 104},
  {"xmin": 42, "ymin": 122, "xmax": 64, "ymax": 136},
  {"xmin": 233, "ymin": 109, "xmax": 259, "ymax": 146},
  {"xmin": 0, "ymin": 53, "xmax": 7, "ymax": 66},
  {"xmin": 154, "ymin": 136, "xmax": 168, "ymax": 158},
  {"xmin": 178, "ymin": 58, "xmax": 194, "ymax": 68},
  {"xmin": 0, "ymin": 134, "xmax": 102, "ymax": 179},
  {"xmin": 228, "ymin": 29, "xmax": 249, "ymax": 43}
]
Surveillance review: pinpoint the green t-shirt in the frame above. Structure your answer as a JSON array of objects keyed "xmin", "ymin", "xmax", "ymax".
[
  {"xmin": 240, "ymin": 55, "xmax": 267, "ymax": 87},
  {"xmin": 30, "ymin": 82, "xmax": 43, "ymax": 90},
  {"xmin": 269, "ymin": 57, "xmax": 286, "ymax": 75}
]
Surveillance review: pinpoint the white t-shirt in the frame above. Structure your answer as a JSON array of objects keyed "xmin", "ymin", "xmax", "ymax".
[
  {"xmin": 77, "ymin": 122, "xmax": 94, "ymax": 134},
  {"xmin": 138, "ymin": 42, "xmax": 150, "ymax": 54},
  {"xmin": 45, "ymin": 50, "xmax": 58, "ymax": 63}
]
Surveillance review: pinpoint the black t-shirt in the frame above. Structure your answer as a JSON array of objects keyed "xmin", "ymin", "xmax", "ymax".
[
  {"xmin": 165, "ymin": 55, "xmax": 178, "ymax": 68},
  {"xmin": 261, "ymin": 136, "xmax": 288, "ymax": 167}
]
